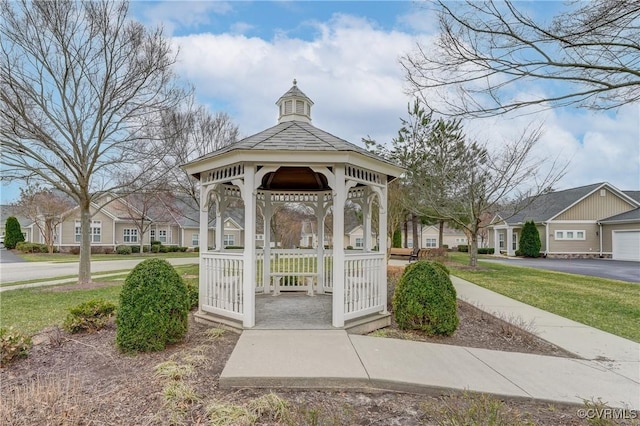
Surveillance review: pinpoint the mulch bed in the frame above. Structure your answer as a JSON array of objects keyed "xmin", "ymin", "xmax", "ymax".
[{"xmin": 1, "ymin": 307, "xmax": 603, "ymax": 425}]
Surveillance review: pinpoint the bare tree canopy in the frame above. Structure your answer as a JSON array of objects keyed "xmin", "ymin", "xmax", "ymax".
[
  {"xmin": 401, "ymin": 0, "xmax": 640, "ymax": 117},
  {"xmin": 161, "ymin": 99, "xmax": 240, "ymax": 215},
  {"xmin": 13, "ymin": 183, "xmax": 74, "ymax": 254},
  {"xmin": 0, "ymin": 0, "xmax": 186, "ymax": 283}
]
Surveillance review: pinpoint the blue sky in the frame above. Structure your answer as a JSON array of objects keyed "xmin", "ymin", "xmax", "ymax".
[{"xmin": 2, "ymin": 1, "xmax": 638, "ymax": 203}]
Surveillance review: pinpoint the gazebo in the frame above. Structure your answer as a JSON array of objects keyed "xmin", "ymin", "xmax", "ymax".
[{"xmin": 183, "ymin": 80, "xmax": 403, "ymax": 330}]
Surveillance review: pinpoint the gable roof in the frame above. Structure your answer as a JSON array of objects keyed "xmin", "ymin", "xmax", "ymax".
[
  {"xmin": 599, "ymin": 207, "xmax": 640, "ymax": 223},
  {"xmin": 495, "ymin": 182, "xmax": 639, "ymax": 225}
]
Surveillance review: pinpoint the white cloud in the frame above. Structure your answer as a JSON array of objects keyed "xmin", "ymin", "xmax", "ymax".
[
  {"xmin": 139, "ymin": 1, "xmax": 232, "ymax": 35},
  {"xmin": 172, "ymin": 13, "xmax": 422, "ymax": 145},
  {"xmin": 169, "ymin": 9, "xmax": 639, "ymax": 191}
]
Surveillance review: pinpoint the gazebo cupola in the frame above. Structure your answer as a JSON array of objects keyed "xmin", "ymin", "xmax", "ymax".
[{"xmin": 276, "ymin": 79, "xmax": 313, "ymax": 123}]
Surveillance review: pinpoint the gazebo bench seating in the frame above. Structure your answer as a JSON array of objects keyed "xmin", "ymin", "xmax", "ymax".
[
  {"xmin": 390, "ymin": 247, "xmax": 419, "ymax": 261},
  {"xmin": 271, "ymin": 272, "xmax": 316, "ymax": 296}
]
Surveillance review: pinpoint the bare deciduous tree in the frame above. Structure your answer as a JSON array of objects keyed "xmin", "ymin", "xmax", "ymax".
[
  {"xmin": 162, "ymin": 99, "xmax": 240, "ymax": 217},
  {"xmin": 401, "ymin": 0, "xmax": 640, "ymax": 117},
  {"xmin": 13, "ymin": 184, "xmax": 74, "ymax": 253},
  {"xmin": 0, "ymin": 0, "xmax": 185, "ymax": 283},
  {"xmin": 413, "ymin": 125, "xmax": 566, "ymax": 266}
]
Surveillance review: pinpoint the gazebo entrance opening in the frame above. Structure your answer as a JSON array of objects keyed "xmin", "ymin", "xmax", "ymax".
[{"xmin": 184, "ymin": 81, "xmax": 402, "ymax": 331}]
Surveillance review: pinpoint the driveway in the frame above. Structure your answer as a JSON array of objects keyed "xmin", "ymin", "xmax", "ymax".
[
  {"xmin": 0, "ymin": 248, "xmax": 26, "ymax": 263},
  {"xmin": 483, "ymin": 257, "xmax": 640, "ymax": 283}
]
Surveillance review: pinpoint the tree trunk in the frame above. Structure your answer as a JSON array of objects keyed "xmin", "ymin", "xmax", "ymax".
[
  {"xmin": 78, "ymin": 202, "xmax": 92, "ymax": 285},
  {"xmin": 469, "ymin": 232, "xmax": 478, "ymax": 267},
  {"xmin": 45, "ymin": 220, "xmax": 54, "ymax": 254},
  {"xmin": 412, "ymin": 214, "xmax": 419, "ymax": 249},
  {"xmin": 438, "ymin": 220, "xmax": 445, "ymax": 248},
  {"xmin": 403, "ymin": 220, "xmax": 408, "ymax": 248}
]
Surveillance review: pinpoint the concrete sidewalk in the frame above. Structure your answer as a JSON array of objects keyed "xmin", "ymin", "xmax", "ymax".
[{"xmin": 221, "ymin": 276, "xmax": 640, "ymax": 410}]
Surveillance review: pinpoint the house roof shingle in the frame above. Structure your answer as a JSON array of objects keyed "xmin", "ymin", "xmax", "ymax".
[
  {"xmin": 499, "ymin": 183, "xmax": 605, "ymax": 224},
  {"xmin": 599, "ymin": 207, "xmax": 640, "ymax": 223}
]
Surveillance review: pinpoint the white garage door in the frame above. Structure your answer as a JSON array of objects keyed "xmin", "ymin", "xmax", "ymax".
[{"xmin": 612, "ymin": 231, "xmax": 640, "ymax": 261}]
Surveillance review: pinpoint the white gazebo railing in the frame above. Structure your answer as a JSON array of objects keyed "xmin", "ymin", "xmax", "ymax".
[
  {"xmin": 344, "ymin": 252, "xmax": 385, "ymax": 320},
  {"xmin": 201, "ymin": 252, "xmax": 244, "ymax": 321},
  {"xmin": 200, "ymin": 249, "xmax": 384, "ymax": 325}
]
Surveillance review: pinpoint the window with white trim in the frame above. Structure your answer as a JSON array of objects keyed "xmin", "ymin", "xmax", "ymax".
[
  {"xmin": 75, "ymin": 220, "xmax": 101, "ymax": 243},
  {"xmin": 555, "ymin": 230, "xmax": 586, "ymax": 240},
  {"xmin": 355, "ymin": 237, "xmax": 364, "ymax": 248},
  {"xmin": 224, "ymin": 234, "xmax": 235, "ymax": 246},
  {"xmin": 425, "ymin": 238, "xmax": 437, "ymax": 248},
  {"xmin": 499, "ymin": 233, "xmax": 505, "ymax": 249},
  {"xmin": 158, "ymin": 229, "xmax": 167, "ymax": 243},
  {"xmin": 123, "ymin": 228, "xmax": 138, "ymax": 243},
  {"xmin": 192, "ymin": 233, "xmax": 199, "ymax": 247},
  {"xmin": 150, "ymin": 229, "xmax": 155, "ymax": 241}
]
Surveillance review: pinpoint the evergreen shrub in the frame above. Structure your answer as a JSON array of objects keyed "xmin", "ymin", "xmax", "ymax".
[
  {"xmin": 116, "ymin": 245, "xmax": 132, "ymax": 255},
  {"xmin": 392, "ymin": 261, "xmax": 459, "ymax": 336},
  {"xmin": 116, "ymin": 259, "xmax": 189, "ymax": 352},
  {"xmin": 4, "ymin": 216, "xmax": 25, "ymax": 249},
  {"xmin": 63, "ymin": 298, "xmax": 116, "ymax": 333},
  {"xmin": 519, "ymin": 221, "xmax": 542, "ymax": 257},
  {"xmin": 0, "ymin": 327, "xmax": 32, "ymax": 367}
]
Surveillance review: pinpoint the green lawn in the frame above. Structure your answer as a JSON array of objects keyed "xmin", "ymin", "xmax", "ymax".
[
  {"xmin": 18, "ymin": 251, "xmax": 199, "ymax": 263},
  {"xmin": 446, "ymin": 253, "xmax": 640, "ymax": 342},
  {"xmin": 0, "ymin": 265, "xmax": 199, "ymax": 336}
]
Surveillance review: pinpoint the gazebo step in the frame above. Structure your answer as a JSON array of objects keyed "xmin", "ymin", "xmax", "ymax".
[
  {"xmin": 194, "ymin": 310, "xmax": 243, "ymax": 334},
  {"xmin": 344, "ymin": 312, "xmax": 391, "ymax": 335}
]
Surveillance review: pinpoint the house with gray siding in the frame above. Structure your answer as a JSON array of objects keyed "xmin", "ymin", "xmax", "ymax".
[{"xmin": 488, "ymin": 182, "xmax": 640, "ymax": 260}]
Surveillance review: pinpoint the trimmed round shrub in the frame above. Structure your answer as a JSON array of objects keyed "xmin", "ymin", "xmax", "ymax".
[
  {"xmin": 63, "ymin": 298, "xmax": 116, "ymax": 333},
  {"xmin": 116, "ymin": 259, "xmax": 190, "ymax": 352},
  {"xmin": 392, "ymin": 261, "xmax": 459, "ymax": 336},
  {"xmin": 116, "ymin": 245, "xmax": 132, "ymax": 255}
]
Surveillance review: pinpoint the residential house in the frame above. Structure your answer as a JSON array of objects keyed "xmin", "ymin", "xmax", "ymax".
[
  {"xmin": 402, "ymin": 224, "xmax": 470, "ymax": 249},
  {"xmin": 488, "ymin": 182, "xmax": 640, "ymax": 260},
  {"xmin": 6, "ymin": 192, "xmax": 264, "ymax": 252}
]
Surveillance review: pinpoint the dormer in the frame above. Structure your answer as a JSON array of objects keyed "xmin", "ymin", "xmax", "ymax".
[{"xmin": 276, "ymin": 79, "xmax": 314, "ymax": 124}]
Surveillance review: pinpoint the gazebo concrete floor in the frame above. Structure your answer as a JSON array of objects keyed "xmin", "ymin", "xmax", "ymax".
[{"xmin": 254, "ymin": 293, "xmax": 333, "ymax": 330}]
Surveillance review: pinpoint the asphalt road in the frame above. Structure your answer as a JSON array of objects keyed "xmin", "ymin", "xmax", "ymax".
[
  {"xmin": 482, "ymin": 257, "xmax": 640, "ymax": 283},
  {"xmin": 0, "ymin": 255, "xmax": 198, "ymax": 283}
]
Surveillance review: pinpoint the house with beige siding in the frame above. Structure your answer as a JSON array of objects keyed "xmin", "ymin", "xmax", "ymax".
[
  {"xmin": 488, "ymin": 182, "xmax": 640, "ymax": 260},
  {"xmin": 403, "ymin": 224, "xmax": 470, "ymax": 249}
]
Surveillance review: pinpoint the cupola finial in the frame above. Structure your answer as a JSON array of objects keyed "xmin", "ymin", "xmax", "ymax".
[{"xmin": 293, "ymin": 78, "xmax": 297, "ymax": 86}]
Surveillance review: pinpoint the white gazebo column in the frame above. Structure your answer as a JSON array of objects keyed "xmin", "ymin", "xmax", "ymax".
[
  {"xmin": 378, "ymin": 185, "xmax": 388, "ymax": 314},
  {"xmin": 241, "ymin": 165, "xmax": 257, "ymax": 327},
  {"xmin": 315, "ymin": 200, "xmax": 326, "ymax": 294},
  {"xmin": 332, "ymin": 166, "xmax": 346, "ymax": 327},
  {"xmin": 363, "ymin": 189, "xmax": 372, "ymax": 251},
  {"xmin": 198, "ymin": 187, "xmax": 211, "ymax": 312},
  {"xmin": 263, "ymin": 193, "xmax": 272, "ymax": 294}
]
